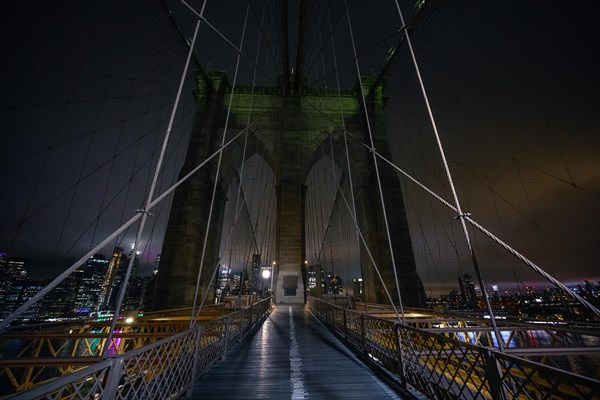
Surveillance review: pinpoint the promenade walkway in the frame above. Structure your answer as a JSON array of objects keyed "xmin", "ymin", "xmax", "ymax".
[{"xmin": 189, "ymin": 305, "xmax": 409, "ymax": 399}]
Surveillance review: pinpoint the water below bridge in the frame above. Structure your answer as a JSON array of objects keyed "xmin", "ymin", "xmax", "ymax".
[{"xmin": 189, "ymin": 305, "xmax": 415, "ymax": 399}]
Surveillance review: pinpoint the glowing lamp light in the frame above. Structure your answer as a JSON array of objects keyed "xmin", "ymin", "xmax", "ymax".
[
  {"xmin": 125, "ymin": 317, "xmax": 134, "ymax": 324},
  {"xmin": 262, "ymin": 269, "xmax": 271, "ymax": 279}
]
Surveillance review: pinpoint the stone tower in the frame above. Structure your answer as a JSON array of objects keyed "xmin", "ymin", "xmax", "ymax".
[{"xmin": 150, "ymin": 71, "xmax": 426, "ymax": 309}]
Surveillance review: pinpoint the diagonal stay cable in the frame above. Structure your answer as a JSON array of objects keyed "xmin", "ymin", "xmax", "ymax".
[
  {"xmin": 394, "ymin": 0, "xmax": 504, "ymax": 350},
  {"xmin": 0, "ymin": 119, "xmax": 252, "ymax": 331},
  {"xmin": 102, "ymin": 13, "xmax": 206, "ymax": 358},
  {"xmin": 190, "ymin": 3, "xmax": 251, "ymax": 328},
  {"xmin": 344, "ymin": 0, "xmax": 406, "ymax": 323},
  {"xmin": 365, "ymin": 142, "xmax": 600, "ymax": 319},
  {"xmin": 178, "ymin": 0, "xmax": 277, "ymax": 85},
  {"xmin": 2, "ymin": 96, "xmax": 195, "ymax": 235}
]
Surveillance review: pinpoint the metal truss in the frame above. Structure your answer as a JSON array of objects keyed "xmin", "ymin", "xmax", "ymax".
[{"xmin": 0, "ymin": 298, "xmax": 271, "ymax": 398}]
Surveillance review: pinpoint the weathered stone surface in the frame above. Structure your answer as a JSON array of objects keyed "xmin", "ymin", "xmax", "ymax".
[{"xmin": 150, "ymin": 71, "xmax": 425, "ymax": 310}]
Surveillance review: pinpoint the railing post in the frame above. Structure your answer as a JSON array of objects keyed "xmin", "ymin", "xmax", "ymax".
[
  {"xmin": 103, "ymin": 357, "xmax": 124, "ymax": 399},
  {"xmin": 332, "ymin": 306, "xmax": 336, "ymax": 332},
  {"xmin": 223, "ymin": 315, "xmax": 230, "ymax": 357},
  {"xmin": 360, "ymin": 313, "xmax": 367, "ymax": 357},
  {"xmin": 238, "ymin": 308, "xmax": 243, "ymax": 338},
  {"xmin": 187, "ymin": 326, "xmax": 204, "ymax": 397},
  {"xmin": 394, "ymin": 325, "xmax": 406, "ymax": 389},
  {"xmin": 239, "ymin": 308, "xmax": 244, "ymax": 338},
  {"xmin": 482, "ymin": 349, "xmax": 509, "ymax": 400},
  {"xmin": 343, "ymin": 308, "xmax": 347, "ymax": 341}
]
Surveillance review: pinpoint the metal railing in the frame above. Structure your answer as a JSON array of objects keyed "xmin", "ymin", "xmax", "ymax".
[
  {"xmin": 2, "ymin": 298, "xmax": 271, "ymax": 399},
  {"xmin": 350, "ymin": 304, "xmax": 600, "ymax": 379},
  {"xmin": 308, "ymin": 297, "xmax": 600, "ymax": 400}
]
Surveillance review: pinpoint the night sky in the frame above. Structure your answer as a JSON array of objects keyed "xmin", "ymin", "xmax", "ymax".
[{"xmin": 0, "ymin": 1, "xmax": 598, "ymax": 297}]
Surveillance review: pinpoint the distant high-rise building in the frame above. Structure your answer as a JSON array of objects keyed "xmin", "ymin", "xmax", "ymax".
[
  {"xmin": 153, "ymin": 254, "xmax": 160, "ymax": 276},
  {"xmin": 446, "ymin": 288, "xmax": 459, "ymax": 309},
  {"xmin": 123, "ymin": 275, "xmax": 151, "ymax": 312},
  {"xmin": 99, "ymin": 247, "xmax": 125, "ymax": 311},
  {"xmin": 19, "ymin": 281, "xmax": 44, "ymax": 321},
  {"xmin": 0, "ymin": 253, "xmax": 27, "ymax": 290},
  {"xmin": 306, "ymin": 264, "xmax": 323, "ymax": 297},
  {"xmin": 0, "ymin": 254, "xmax": 45, "ymax": 322},
  {"xmin": 144, "ymin": 254, "xmax": 163, "ymax": 310},
  {"xmin": 325, "ymin": 272, "xmax": 343, "ymax": 295},
  {"xmin": 215, "ymin": 264, "xmax": 231, "ymax": 303},
  {"xmin": 0, "ymin": 254, "xmax": 30, "ymax": 320},
  {"xmin": 249, "ymin": 254, "xmax": 261, "ymax": 294},
  {"xmin": 458, "ymin": 273, "xmax": 477, "ymax": 309},
  {"xmin": 491, "ymin": 284, "xmax": 499, "ymax": 298},
  {"xmin": 231, "ymin": 273, "xmax": 242, "ymax": 295},
  {"xmin": 352, "ymin": 278, "xmax": 364, "ymax": 301},
  {"xmin": 73, "ymin": 254, "xmax": 109, "ymax": 316},
  {"xmin": 40, "ymin": 273, "xmax": 81, "ymax": 320}
]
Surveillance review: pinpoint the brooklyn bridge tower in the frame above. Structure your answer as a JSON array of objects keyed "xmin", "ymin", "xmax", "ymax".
[{"xmin": 152, "ymin": 7, "xmax": 426, "ymax": 310}]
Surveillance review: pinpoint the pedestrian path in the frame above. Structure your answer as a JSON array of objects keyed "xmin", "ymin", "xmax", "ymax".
[{"xmin": 189, "ymin": 304, "xmax": 408, "ymax": 399}]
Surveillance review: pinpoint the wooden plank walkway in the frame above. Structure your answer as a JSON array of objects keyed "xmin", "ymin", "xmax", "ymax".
[{"xmin": 188, "ymin": 305, "xmax": 410, "ymax": 399}]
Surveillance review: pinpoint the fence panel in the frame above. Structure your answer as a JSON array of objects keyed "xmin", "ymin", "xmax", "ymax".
[
  {"xmin": 307, "ymin": 297, "xmax": 600, "ymax": 400},
  {"xmin": 5, "ymin": 298, "xmax": 272, "ymax": 400}
]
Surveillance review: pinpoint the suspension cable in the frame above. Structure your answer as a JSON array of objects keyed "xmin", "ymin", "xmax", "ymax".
[
  {"xmin": 190, "ymin": 3, "xmax": 251, "ymax": 327},
  {"xmin": 326, "ymin": 154, "xmax": 405, "ymax": 320},
  {"xmin": 344, "ymin": 0, "xmax": 406, "ymax": 323},
  {"xmin": 365, "ymin": 143, "xmax": 600, "ymax": 319},
  {"xmin": 0, "ymin": 117, "xmax": 250, "ymax": 330},
  {"xmin": 395, "ymin": 0, "xmax": 521, "ymax": 350},
  {"xmin": 326, "ymin": 1, "xmax": 365, "ymax": 310},
  {"xmin": 103, "ymin": 11, "xmax": 205, "ymax": 357}
]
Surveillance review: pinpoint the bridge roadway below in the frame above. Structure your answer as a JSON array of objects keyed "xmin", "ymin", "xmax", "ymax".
[{"xmin": 188, "ymin": 304, "xmax": 411, "ymax": 399}]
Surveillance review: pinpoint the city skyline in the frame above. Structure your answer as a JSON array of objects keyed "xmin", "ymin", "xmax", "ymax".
[
  {"xmin": 2, "ymin": 249, "xmax": 598, "ymax": 325},
  {"xmin": 2, "ymin": 247, "xmax": 598, "ymax": 303}
]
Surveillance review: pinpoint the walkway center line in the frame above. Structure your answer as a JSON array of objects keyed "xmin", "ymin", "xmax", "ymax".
[{"xmin": 289, "ymin": 307, "xmax": 307, "ymax": 399}]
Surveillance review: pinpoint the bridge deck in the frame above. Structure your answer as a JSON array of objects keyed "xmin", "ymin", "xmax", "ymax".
[{"xmin": 188, "ymin": 305, "xmax": 409, "ymax": 399}]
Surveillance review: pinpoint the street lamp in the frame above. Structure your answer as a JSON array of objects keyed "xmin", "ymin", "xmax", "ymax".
[
  {"xmin": 262, "ymin": 269, "xmax": 271, "ymax": 280},
  {"xmin": 269, "ymin": 261, "xmax": 276, "ymax": 298}
]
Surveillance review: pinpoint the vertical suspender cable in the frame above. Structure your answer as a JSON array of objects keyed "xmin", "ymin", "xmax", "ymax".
[
  {"xmin": 233, "ymin": 5, "xmax": 266, "ymax": 261},
  {"xmin": 392, "ymin": 0, "xmax": 504, "ymax": 350},
  {"xmin": 204, "ymin": 4, "xmax": 268, "ymax": 311},
  {"xmin": 193, "ymin": 1, "xmax": 268, "ymax": 318},
  {"xmin": 102, "ymin": 7, "xmax": 206, "ymax": 358},
  {"xmin": 327, "ymin": 2, "xmax": 366, "ymax": 311},
  {"xmin": 344, "ymin": 0, "xmax": 405, "ymax": 323},
  {"xmin": 190, "ymin": 3, "xmax": 250, "ymax": 327}
]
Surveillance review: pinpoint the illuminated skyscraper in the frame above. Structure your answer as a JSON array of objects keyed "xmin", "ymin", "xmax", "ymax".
[
  {"xmin": 352, "ymin": 278, "xmax": 364, "ymax": 301},
  {"xmin": 73, "ymin": 254, "xmax": 109, "ymax": 315},
  {"xmin": 0, "ymin": 254, "xmax": 43, "ymax": 321},
  {"xmin": 153, "ymin": 254, "xmax": 160, "ymax": 276},
  {"xmin": 98, "ymin": 247, "xmax": 124, "ymax": 311},
  {"xmin": 249, "ymin": 254, "xmax": 261, "ymax": 294},
  {"xmin": 458, "ymin": 273, "xmax": 477, "ymax": 309}
]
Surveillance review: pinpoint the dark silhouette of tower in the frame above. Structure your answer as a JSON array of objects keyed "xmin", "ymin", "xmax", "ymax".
[{"xmin": 151, "ymin": 70, "xmax": 426, "ymax": 310}]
